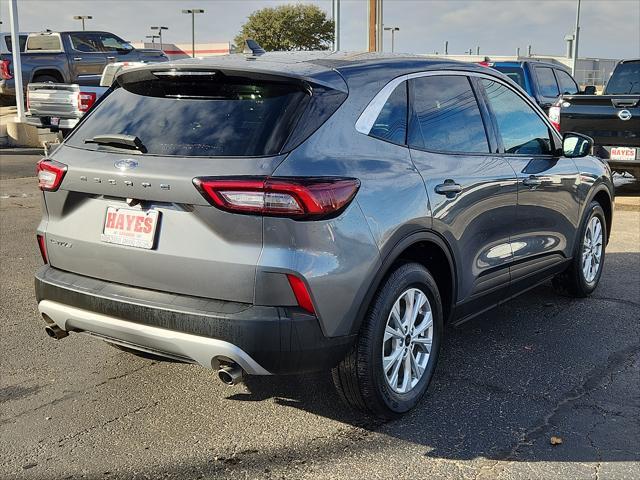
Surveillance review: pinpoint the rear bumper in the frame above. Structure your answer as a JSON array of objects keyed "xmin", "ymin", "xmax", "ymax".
[
  {"xmin": 35, "ymin": 266, "xmax": 355, "ymax": 375},
  {"xmin": 26, "ymin": 115, "xmax": 79, "ymax": 130}
]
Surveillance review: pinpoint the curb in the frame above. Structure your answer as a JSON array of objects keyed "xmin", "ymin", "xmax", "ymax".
[{"xmin": 0, "ymin": 147, "xmax": 45, "ymax": 156}]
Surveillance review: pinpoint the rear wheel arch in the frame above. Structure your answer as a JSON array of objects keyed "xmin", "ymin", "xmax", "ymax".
[
  {"xmin": 586, "ymin": 186, "xmax": 613, "ymax": 245},
  {"xmin": 31, "ymin": 69, "xmax": 64, "ymax": 83},
  {"xmin": 352, "ymin": 230, "xmax": 457, "ymax": 335}
]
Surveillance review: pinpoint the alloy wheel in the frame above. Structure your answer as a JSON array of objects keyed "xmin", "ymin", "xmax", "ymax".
[
  {"xmin": 382, "ymin": 288, "xmax": 433, "ymax": 394},
  {"xmin": 582, "ymin": 216, "xmax": 603, "ymax": 283}
]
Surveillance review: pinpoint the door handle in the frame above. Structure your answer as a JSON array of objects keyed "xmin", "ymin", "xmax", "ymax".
[
  {"xmin": 107, "ymin": 56, "xmax": 116, "ymax": 60},
  {"xmin": 73, "ymin": 57, "xmax": 83, "ymax": 61},
  {"xmin": 435, "ymin": 180, "xmax": 463, "ymax": 197},
  {"xmin": 522, "ymin": 176, "xmax": 543, "ymax": 188}
]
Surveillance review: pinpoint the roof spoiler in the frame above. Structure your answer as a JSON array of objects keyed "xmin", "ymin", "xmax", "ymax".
[{"xmin": 243, "ymin": 39, "xmax": 266, "ymax": 57}]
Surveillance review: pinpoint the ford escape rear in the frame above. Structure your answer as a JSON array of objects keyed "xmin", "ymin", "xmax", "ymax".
[{"xmin": 35, "ymin": 52, "xmax": 614, "ymax": 417}]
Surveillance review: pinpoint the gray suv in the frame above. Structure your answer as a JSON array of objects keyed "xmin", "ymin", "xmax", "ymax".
[{"xmin": 35, "ymin": 52, "xmax": 614, "ymax": 417}]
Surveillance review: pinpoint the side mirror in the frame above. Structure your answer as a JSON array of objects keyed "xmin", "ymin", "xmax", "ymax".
[
  {"xmin": 583, "ymin": 85, "xmax": 596, "ymax": 95},
  {"xmin": 562, "ymin": 132, "xmax": 593, "ymax": 158}
]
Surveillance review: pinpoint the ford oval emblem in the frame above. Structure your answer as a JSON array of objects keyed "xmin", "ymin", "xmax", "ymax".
[
  {"xmin": 618, "ymin": 110, "xmax": 632, "ymax": 121},
  {"xmin": 114, "ymin": 159, "xmax": 139, "ymax": 171}
]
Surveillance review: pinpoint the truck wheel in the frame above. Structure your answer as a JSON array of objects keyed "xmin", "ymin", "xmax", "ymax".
[
  {"xmin": 332, "ymin": 262, "xmax": 443, "ymax": 418},
  {"xmin": 32, "ymin": 74, "xmax": 59, "ymax": 83},
  {"xmin": 553, "ymin": 201, "xmax": 607, "ymax": 297}
]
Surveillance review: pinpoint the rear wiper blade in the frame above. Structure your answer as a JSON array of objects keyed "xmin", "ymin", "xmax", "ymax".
[{"xmin": 84, "ymin": 134, "xmax": 147, "ymax": 152}]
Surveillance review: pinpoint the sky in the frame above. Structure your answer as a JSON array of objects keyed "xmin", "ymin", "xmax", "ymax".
[{"xmin": 1, "ymin": 0, "xmax": 638, "ymax": 59}]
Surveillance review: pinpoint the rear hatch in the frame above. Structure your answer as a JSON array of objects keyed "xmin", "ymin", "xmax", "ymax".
[
  {"xmin": 559, "ymin": 95, "xmax": 640, "ymax": 147},
  {"xmin": 42, "ymin": 63, "xmax": 346, "ymax": 303}
]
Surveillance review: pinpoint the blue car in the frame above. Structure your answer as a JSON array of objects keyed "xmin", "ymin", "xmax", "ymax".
[{"xmin": 484, "ymin": 60, "xmax": 582, "ymax": 111}]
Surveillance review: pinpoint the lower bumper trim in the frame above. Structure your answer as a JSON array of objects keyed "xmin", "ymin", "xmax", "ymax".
[{"xmin": 38, "ymin": 299, "xmax": 272, "ymax": 375}]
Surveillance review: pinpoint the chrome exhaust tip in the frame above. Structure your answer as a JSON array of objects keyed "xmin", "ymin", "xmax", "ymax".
[
  {"xmin": 217, "ymin": 365, "xmax": 243, "ymax": 386},
  {"xmin": 45, "ymin": 324, "xmax": 69, "ymax": 340}
]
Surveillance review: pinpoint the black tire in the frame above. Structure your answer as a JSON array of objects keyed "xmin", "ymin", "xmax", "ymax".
[
  {"xmin": 553, "ymin": 201, "xmax": 607, "ymax": 297},
  {"xmin": 332, "ymin": 262, "xmax": 443, "ymax": 418},
  {"xmin": 32, "ymin": 74, "xmax": 60, "ymax": 83}
]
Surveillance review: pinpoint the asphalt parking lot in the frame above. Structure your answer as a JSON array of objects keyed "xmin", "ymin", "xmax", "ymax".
[{"xmin": 1, "ymin": 152, "xmax": 638, "ymax": 480}]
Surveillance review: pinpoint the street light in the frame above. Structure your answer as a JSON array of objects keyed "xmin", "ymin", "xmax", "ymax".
[
  {"xmin": 150, "ymin": 26, "xmax": 168, "ymax": 50},
  {"xmin": 181, "ymin": 8, "xmax": 204, "ymax": 58},
  {"xmin": 572, "ymin": 0, "xmax": 582, "ymax": 76},
  {"xmin": 73, "ymin": 15, "xmax": 92, "ymax": 31},
  {"xmin": 145, "ymin": 34, "xmax": 160, "ymax": 46},
  {"xmin": 384, "ymin": 26, "xmax": 399, "ymax": 53}
]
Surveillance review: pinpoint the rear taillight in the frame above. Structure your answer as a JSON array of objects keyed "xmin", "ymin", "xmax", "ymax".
[
  {"xmin": 548, "ymin": 105, "xmax": 561, "ymax": 132},
  {"xmin": 0, "ymin": 59, "xmax": 12, "ymax": 80},
  {"xmin": 36, "ymin": 234, "xmax": 48, "ymax": 264},
  {"xmin": 286, "ymin": 274, "xmax": 315, "ymax": 314},
  {"xmin": 193, "ymin": 177, "xmax": 360, "ymax": 219},
  {"xmin": 36, "ymin": 159, "xmax": 67, "ymax": 191},
  {"xmin": 77, "ymin": 91, "xmax": 97, "ymax": 112}
]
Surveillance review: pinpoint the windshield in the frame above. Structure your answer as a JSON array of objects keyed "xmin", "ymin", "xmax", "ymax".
[
  {"xmin": 605, "ymin": 62, "xmax": 640, "ymax": 94},
  {"xmin": 67, "ymin": 75, "xmax": 310, "ymax": 157},
  {"xmin": 492, "ymin": 66, "xmax": 526, "ymax": 89}
]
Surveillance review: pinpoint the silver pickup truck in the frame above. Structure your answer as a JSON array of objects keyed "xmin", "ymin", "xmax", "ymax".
[{"xmin": 25, "ymin": 62, "xmax": 145, "ymax": 136}]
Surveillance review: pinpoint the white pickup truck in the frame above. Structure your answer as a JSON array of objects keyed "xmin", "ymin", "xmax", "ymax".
[{"xmin": 25, "ymin": 61, "xmax": 145, "ymax": 136}]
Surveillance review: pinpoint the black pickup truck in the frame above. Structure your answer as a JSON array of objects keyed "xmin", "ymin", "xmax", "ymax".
[
  {"xmin": 550, "ymin": 59, "xmax": 640, "ymax": 178},
  {"xmin": 0, "ymin": 30, "xmax": 167, "ymax": 103}
]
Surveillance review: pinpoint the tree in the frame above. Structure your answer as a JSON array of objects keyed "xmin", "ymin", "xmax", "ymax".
[{"xmin": 234, "ymin": 4, "xmax": 334, "ymax": 52}]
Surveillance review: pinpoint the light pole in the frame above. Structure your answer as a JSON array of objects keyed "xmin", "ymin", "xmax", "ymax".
[
  {"xmin": 145, "ymin": 34, "xmax": 160, "ymax": 46},
  {"xmin": 73, "ymin": 15, "xmax": 92, "ymax": 31},
  {"xmin": 182, "ymin": 9, "xmax": 204, "ymax": 58},
  {"xmin": 332, "ymin": 0, "xmax": 340, "ymax": 51},
  {"xmin": 150, "ymin": 26, "xmax": 168, "ymax": 51},
  {"xmin": 384, "ymin": 26, "xmax": 399, "ymax": 53},
  {"xmin": 572, "ymin": 0, "xmax": 582, "ymax": 76}
]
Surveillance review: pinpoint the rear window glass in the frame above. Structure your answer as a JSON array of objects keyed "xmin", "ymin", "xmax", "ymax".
[
  {"xmin": 4, "ymin": 35, "xmax": 28, "ymax": 53},
  {"xmin": 26, "ymin": 34, "xmax": 62, "ymax": 51},
  {"xmin": 606, "ymin": 62, "xmax": 640, "ymax": 94},
  {"xmin": 535, "ymin": 67, "xmax": 560, "ymax": 97},
  {"xmin": 67, "ymin": 76, "xmax": 310, "ymax": 157},
  {"xmin": 492, "ymin": 66, "xmax": 525, "ymax": 89}
]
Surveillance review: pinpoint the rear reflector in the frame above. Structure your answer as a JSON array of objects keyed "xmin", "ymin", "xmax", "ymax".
[
  {"xmin": 286, "ymin": 274, "xmax": 315, "ymax": 314},
  {"xmin": 36, "ymin": 159, "xmax": 67, "ymax": 191},
  {"xmin": 78, "ymin": 91, "xmax": 97, "ymax": 112},
  {"xmin": 0, "ymin": 59, "xmax": 12, "ymax": 80},
  {"xmin": 36, "ymin": 234, "xmax": 48, "ymax": 264},
  {"xmin": 194, "ymin": 177, "xmax": 360, "ymax": 219}
]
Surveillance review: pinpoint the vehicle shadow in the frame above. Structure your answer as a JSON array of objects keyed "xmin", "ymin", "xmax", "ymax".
[{"xmin": 221, "ymin": 251, "xmax": 639, "ymax": 467}]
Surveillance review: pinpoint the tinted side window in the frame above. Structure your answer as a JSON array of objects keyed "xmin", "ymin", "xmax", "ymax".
[
  {"xmin": 556, "ymin": 70, "xmax": 579, "ymax": 94},
  {"xmin": 370, "ymin": 82, "xmax": 407, "ymax": 145},
  {"xmin": 482, "ymin": 80, "xmax": 552, "ymax": 155},
  {"xmin": 69, "ymin": 33, "xmax": 101, "ymax": 53},
  {"xmin": 536, "ymin": 67, "xmax": 560, "ymax": 97},
  {"xmin": 409, "ymin": 76, "xmax": 489, "ymax": 153}
]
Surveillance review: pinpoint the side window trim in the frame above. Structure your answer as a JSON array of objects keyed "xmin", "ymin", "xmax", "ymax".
[
  {"xmin": 468, "ymin": 76, "xmax": 499, "ymax": 154},
  {"xmin": 357, "ymin": 69, "xmax": 561, "ymax": 146}
]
